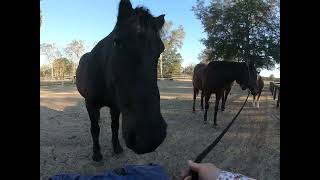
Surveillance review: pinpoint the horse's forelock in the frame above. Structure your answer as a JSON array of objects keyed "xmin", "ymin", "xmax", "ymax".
[{"xmin": 116, "ymin": 5, "xmax": 152, "ymax": 26}]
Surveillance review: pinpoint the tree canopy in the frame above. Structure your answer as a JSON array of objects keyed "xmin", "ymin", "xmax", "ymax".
[
  {"xmin": 159, "ymin": 21, "xmax": 185, "ymax": 77},
  {"xmin": 193, "ymin": 0, "xmax": 280, "ymax": 70}
]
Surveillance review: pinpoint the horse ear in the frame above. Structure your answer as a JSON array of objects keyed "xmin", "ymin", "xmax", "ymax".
[
  {"xmin": 154, "ymin": 14, "xmax": 165, "ymax": 31},
  {"xmin": 117, "ymin": 0, "xmax": 133, "ymax": 22}
]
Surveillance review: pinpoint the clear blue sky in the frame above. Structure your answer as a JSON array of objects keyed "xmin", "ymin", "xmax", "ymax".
[{"xmin": 40, "ymin": 0, "xmax": 279, "ymax": 78}]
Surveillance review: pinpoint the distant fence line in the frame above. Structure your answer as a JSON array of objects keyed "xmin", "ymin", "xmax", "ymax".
[
  {"xmin": 269, "ymin": 81, "xmax": 280, "ymax": 107},
  {"xmin": 261, "ymin": 77, "xmax": 280, "ymax": 81},
  {"xmin": 40, "ymin": 74, "xmax": 278, "ymax": 87},
  {"xmin": 157, "ymin": 74, "xmax": 192, "ymax": 80},
  {"xmin": 40, "ymin": 74, "xmax": 193, "ymax": 86},
  {"xmin": 40, "ymin": 75, "xmax": 76, "ymax": 86}
]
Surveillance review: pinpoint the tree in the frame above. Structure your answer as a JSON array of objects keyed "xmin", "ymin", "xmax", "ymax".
[
  {"xmin": 40, "ymin": 64, "xmax": 51, "ymax": 78},
  {"xmin": 161, "ymin": 47, "xmax": 183, "ymax": 77},
  {"xmin": 159, "ymin": 21, "xmax": 185, "ymax": 77},
  {"xmin": 64, "ymin": 40, "xmax": 85, "ymax": 76},
  {"xmin": 198, "ymin": 48, "xmax": 211, "ymax": 63},
  {"xmin": 269, "ymin": 74, "xmax": 275, "ymax": 80},
  {"xmin": 40, "ymin": 43, "xmax": 62, "ymax": 79},
  {"xmin": 40, "ymin": 9, "xmax": 42, "ymax": 28},
  {"xmin": 52, "ymin": 58, "xmax": 73, "ymax": 80},
  {"xmin": 192, "ymin": 0, "xmax": 280, "ymax": 70},
  {"xmin": 183, "ymin": 63, "xmax": 196, "ymax": 76}
]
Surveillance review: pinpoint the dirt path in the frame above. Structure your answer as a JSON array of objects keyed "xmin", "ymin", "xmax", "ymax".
[{"xmin": 40, "ymin": 80, "xmax": 279, "ymax": 180}]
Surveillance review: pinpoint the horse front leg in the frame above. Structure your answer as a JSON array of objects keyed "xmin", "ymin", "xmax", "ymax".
[
  {"xmin": 85, "ymin": 101, "xmax": 103, "ymax": 161},
  {"xmin": 252, "ymin": 95, "xmax": 256, "ymax": 108},
  {"xmin": 256, "ymin": 91, "xmax": 262, "ymax": 108},
  {"xmin": 110, "ymin": 108, "xmax": 123, "ymax": 154},
  {"xmin": 213, "ymin": 90, "xmax": 222, "ymax": 127},
  {"xmin": 221, "ymin": 87, "xmax": 231, "ymax": 111},
  {"xmin": 200, "ymin": 90, "xmax": 204, "ymax": 110},
  {"xmin": 192, "ymin": 88, "xmax": 198, "ymax": 112},
  {"xmin": 204, "ymin": 91, "xmax": 211, "ymax": 124}
]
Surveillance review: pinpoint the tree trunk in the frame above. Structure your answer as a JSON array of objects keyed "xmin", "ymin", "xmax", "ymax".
[
  {"xmin": 73, "ymin": 62, "xmax": 76, "ymax": 76},
  {"xmin": 51, "ymin": 63, "xmax": 54, "ymax": 80}
]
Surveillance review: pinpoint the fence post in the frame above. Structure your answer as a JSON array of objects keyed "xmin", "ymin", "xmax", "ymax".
[
  {"xmin": 73, "ymin": 75, "xmax": 76, "ymax": 84},
  {"xmin": 276, "ymin": 88, "xmax": 280, "ymax": 107}
]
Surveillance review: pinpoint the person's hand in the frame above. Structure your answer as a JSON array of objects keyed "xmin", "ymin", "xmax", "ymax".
[{"xmin": 180, "ymin": 160, "xmax": 221, "ymax": 180}]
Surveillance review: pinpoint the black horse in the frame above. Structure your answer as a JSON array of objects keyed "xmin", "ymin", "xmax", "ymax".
[
  {"xmin": 203, "ymin": 61, "xmax": 258, "ymax": 127},
  {"xmin": 76, "ymin": 0, "xmax": 167, "ymax": 161},
  {"xmin": 192, "ymin": 63, "xmax": 234, "ymax": 112}
]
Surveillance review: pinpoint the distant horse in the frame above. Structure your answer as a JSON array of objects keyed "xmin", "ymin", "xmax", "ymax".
[
  {"xmin": 192, "ymin": 63, "xmax": 234, "ymax": 112},
  {"xmin": 203, "ymin": 61, "xmax": 259, "ymax": 127},
  {"xmin": 192, "ymin": 63, "xmax": 206, "ymax": 112},
  {"xmin": 76, "ymin": 0, "xmax": 167, "ymax": 161},
  {"xmin": 252, "ymin": 75, "xmax": 264, "ymax": 108}
]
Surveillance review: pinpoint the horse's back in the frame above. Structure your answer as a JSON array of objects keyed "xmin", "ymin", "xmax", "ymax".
[{"xmin": 205, "ymin": 61, "xmax": 235, "ymax": 90}]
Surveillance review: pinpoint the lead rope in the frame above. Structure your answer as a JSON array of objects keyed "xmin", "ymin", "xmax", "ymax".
[{"xmin": 189, "ymin": 91, "xmax": 250, "ymax": 180}]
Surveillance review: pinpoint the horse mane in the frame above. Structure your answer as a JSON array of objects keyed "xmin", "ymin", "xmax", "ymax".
[
  {"xmin": 134, "ymin": 6, "xmax": 151, "ymax": 15},
  {"xmin": 133, "ymin": 6, "xmax": 154, "ymax": 27}
]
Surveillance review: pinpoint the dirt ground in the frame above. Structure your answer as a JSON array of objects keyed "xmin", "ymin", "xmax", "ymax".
[{"xmin": 40, "ymin": 79, "xmax": 280, "ymax": 180}]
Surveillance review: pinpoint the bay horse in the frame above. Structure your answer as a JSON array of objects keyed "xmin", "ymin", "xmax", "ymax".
[
  {"xmin": 203, "ymin": 61, "xmax": 259, "ymax": 127},
  {"xmin": 252, "ymin": 75, "xmax": 264, "ymax": 108},
  {"xmin": 76, "ymin": 0, "xmax": 167, "ymax": 161},
  {"xmin": 192, "ymin": 63, "xmax": 234, "ymax": 112},
  {"xmin": 192, "ymin": 63, "xmax": 206, "ymax": 112}
]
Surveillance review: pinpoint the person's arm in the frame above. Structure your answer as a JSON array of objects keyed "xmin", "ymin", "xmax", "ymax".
[{"xmin": 181, "ymin": 160, "xmax": 255, "ymax": 180}]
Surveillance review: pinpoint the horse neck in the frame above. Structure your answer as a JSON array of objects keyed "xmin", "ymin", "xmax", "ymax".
[
  {"xmin": 91, "ymin": 31, "xmax": 115, "ymax": 65},
  {"xmin": 234, "ymin": 63, "xmax": 247, "ymax": 83}
]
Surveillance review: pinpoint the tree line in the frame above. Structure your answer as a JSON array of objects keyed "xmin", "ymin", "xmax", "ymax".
[
  {"xmin": 40, "ymin": 40, "xmax": 85, "ymax": 80},
  {"xmin": 40, "ymin": 23, "xmax": 187, "ymax": 80}
]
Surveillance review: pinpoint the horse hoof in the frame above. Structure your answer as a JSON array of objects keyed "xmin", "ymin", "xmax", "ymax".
[
  {"xmin": 221, "ymin": 108, "xmax": 225, "ymax": 112},
  {"xmin": 203, "ymin": 121, "xmax": 208, "ymax": 124},
  {"xmin": 114, "ymin": 145, "xmax": 123, "ymax": 155},
  {"xmin": 213, "ymin": 124, "xmax": 218, "ymax": 128},
  {"xmin": 92, "ymin": 153, "xmax": 103, "ymax": 162}
]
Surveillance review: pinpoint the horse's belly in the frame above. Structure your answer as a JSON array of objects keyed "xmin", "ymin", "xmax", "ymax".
[{"xmin": 76, "ymin": 58, "xmax": 112, "ymax": 106}]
